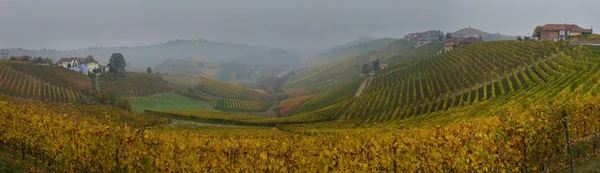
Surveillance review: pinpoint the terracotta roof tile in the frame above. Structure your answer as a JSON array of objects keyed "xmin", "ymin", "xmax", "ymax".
[
  {"xmin": 540, "ymin": 24, "xmax": 593, "ymax": 33},
  {"xmin": 57, "ymin": 57, "xmax": 83, "ymax": 63}
]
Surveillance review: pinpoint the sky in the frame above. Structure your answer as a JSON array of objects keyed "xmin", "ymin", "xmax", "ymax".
[{"xmin": 0, "ymin": 0, "xmax": 598, "ymax": 51}]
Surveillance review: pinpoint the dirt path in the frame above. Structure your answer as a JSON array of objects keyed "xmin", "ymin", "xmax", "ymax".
[{"xmin": 355, "ymin": 76, "xmax": 373, "ymax": 97}]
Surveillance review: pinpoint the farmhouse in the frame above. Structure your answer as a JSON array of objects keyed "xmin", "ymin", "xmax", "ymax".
[
  {"xmin": 57, "ymin": 57, "xmax": 83, "ymax": 68},
  {"xmin": 82, "ymin": 56, "xmax": 101, "ymax": 74},
  {"xmin": 539, "ymin": 24, "xmax": 593, "ymax": 41},
  {"xmin": 405, "ymin": 30, "xmax": 442, "ymax": 43},
  {"xmin": 58, "ymin": 57, "xmax": 103, "ymax": 74},
  {"xmin": 379, "ymin": 62, "xmax": 389, "ymax": 70}
]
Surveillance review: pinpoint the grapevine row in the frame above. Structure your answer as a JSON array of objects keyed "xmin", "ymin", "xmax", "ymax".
[
  {"xmin": 0, "ymin": 65, "xmax": 88, "ymax": 103},
  {"xmin": 214, "ymin": 99, "xmax": 273, "ymax": 112},
  {"xmin": 196, "ymin": 79, "xmax": 276, "ymax": 100}
]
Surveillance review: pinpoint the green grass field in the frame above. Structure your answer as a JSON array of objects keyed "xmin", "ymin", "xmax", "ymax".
[{"xmin": 127, "ymin": 92, "xmax": 214, "ymax": 113}]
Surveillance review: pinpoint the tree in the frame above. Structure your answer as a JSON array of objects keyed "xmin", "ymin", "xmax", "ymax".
[
  {"xmin": 445, "ymin": 33, "xmax": 452, "ymax": 40},
  {"xmin": 533, "ymin": 25, "xmax": 542, "ymax": 39},
  {"xmin": 43, "ymin": 57, "xmax": 54, "ymax": 65},
  {"xmin": 34, "ymin": 57, "xmax": 43, "ymax": 64},
  {"xmin": 118, "ymin": 99, "xmax": 132, "ymax": 111},
  {"xmin": 362, "ymin": 63, "xmax": 369, "ymax": 74},
  {"xmin": 372, "ymin": 59, "xmax": 381, "ymax": 72},
  {"xmin": 147, "ymin": 67, "xmax": 152, "ymax": 74},
  {"xmin": 438, "ymin": 32, "xmax": 444, "ymax": 41},
  {"xmin": 517, "ymin": 36, "xmax": 523, "ymax": 41},
  {"xmin": 524, "ymin": 36, "xmax": 531, "ymax": 41},
  {"xmin": 108, "ymin": 53, "xmax": 126, "ymax": 77},
  {"xmin": 9, "ymin": 57, "xmax": 15, "ymax": 61}
]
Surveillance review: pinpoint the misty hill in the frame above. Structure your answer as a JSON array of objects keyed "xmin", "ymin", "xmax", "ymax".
[
  {"xmin": 451, "ymin": 27, "xmax": 517, "ymax": 41},
  {"xmin": 307, "ymin": 38, "xmax": 396, "ymax": 65},
  {"xmin": 3, "ymin": 39, "xmax": 302, "ymax": 72}
]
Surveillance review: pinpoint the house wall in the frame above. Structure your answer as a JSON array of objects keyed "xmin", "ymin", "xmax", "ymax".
[
  {"xmin": 570, "ymin": 32, "xmax": 583, "ymax": 36},
  {"xmin": 69, "ymin": 64, "xmax": 89, "ymax": 74},
  {"xmin": 540, "ymin": 31, "xmax": 559, "ymax": 40},
  {"xmin": 87, "ymin": 62, "xmax": 100, "ymax": 73}
]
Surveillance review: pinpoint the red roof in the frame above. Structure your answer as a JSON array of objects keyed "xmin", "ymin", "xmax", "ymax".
[
  {"xmin": 444, "ymin": 37, "xmax": 482, "ymax": 47},
  {"xmin": 540, "ymin": 24, "xmax": 593, "ymax": 33},
  {"xmin": 57, "ymin": 57, "xmax": 83, "ymax": 63},
  {"xmin": 458, "ymin": 37, "xmax": 483, "ymax": 44},
  {"xmin": 13, "ymin": 56, "xmax": 32, "ymax": 61}
]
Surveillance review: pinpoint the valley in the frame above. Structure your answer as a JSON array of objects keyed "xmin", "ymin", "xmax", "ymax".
[{"xmin": 1, "ymin": 22, "xmax": 600, "ymax": 172}]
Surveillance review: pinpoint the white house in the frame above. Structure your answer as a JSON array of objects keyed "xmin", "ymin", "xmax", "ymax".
[{"xmin": 57, "ymin": 57, "xmax": 83, "ymax": 68}]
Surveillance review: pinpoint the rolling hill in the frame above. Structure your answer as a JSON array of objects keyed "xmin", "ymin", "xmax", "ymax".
[
  {"xmin": 99, "ymin": 72, "xmax": 172, "ymax": 97},
  {"xmin": 2, "ymin": 40, "xmax": 600, "ymax": 172},
  {"xmin": 3, "ymin": 39, "xmax": 303, "ymax": 71},
  {"xmin": 307, "ymin": 37, "xmax": 396, "ymax": 65},
  {"xmin": 195, "ymin": 78, "xmax": 277, "ymax": 112},
  {"xmin": 284, "ymin": 39, "xmax": 443, "ymax": 96},
  {"xmin": 452, "ymin": 27, "xmax": 517, "ymax": 41}
]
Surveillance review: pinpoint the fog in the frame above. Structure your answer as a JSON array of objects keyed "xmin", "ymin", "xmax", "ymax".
[{"xmin": 0, "ymin": 0, "xmax": 598, "ymax": 51}]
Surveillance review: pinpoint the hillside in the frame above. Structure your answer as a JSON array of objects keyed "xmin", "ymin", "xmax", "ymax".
[
  {"xmin": 153, "ymin": 60, "xmax": 220, "ymax": 77},
  {"xmin": 284, "ymin": 39, "xmax": 443, "ymax": 95},
  {"xmin": 1, "ymin": 43, "xmax": 600, "ymax": 172},
  {"xmin": 146, "ymin": 99, "xmax": 352, "ymax": 126},
  {"xmin": 0, "ymin": 64, "xmax": 91, "ymax": 103},
  {"xmin": 4, "ymin": 39, "xmax": 302, "ymax": 71},
  {"xmin": 161, "ymin": 74, "xmax": 207, "ymax": 88},
  {"xmin": 308, "ymin": 38, "xmax": 396, "ymax": 65},
  {"xmin": 195, "ymin": 78, "xmax": 277, "ymax": 112},
  {"xmin": 196, "ymin": 78, "xmax": 276, "ymax": 101},
  {"xmin": 344, "ymin": 41, "xmax": 580, "ymax": 123},
  {"xmin": 100, "ymin": 72, "xmax": 172, "ymax": 97},
  {"xmin": 0, "ymin": 61, "xmax": 92, "ymax": 91},
  {"xmin": 452, "ymin": 27, "xmax": 517, "ymax": 41}
]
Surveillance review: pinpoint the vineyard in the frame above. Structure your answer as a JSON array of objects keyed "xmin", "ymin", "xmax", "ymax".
[
  {"xmin": 196, "ymin": 78, "xmax": 276, "ymax": 100},
  {"xmin": 0, "ymin": 61, "xmax": 92, "ymax": 91},
  {"xmin": 146, "ymin": 99, "xmax": 351, "ymax": 126},
  {"xmin": 1, "ymin": 91, "xmax": 599, "ymax": 171},
  {"xmin": 0, "ymin": 65, "xmax": 89, "ymax": 103},
  {"xmin": 274, "ymin": 95, "xmax": 314, "ymax": 116},
  {"xmin": 292, "ymin": 79, "xmax": 361, "ymax": 114},
  {"xmin": 161, "ymin": 74, "xmax": 205, "ymax": 88},
  {"xmin": 2, "ymin": 41, "xmax": 600, "ymax": 171},
  {"xmin": 100, "ymin": 72, "xmax": 172, "ymax": 96},
  {"xmin": 214, "ymin": 99, "xmax": 272, "ymax": 112},
  {"xmin": 343, "ymin": 41, "xmax": 586, "ymax": 123},
  {"xmin": 283, "ymin": 39, "xmax": 442, "ymax": 95}
]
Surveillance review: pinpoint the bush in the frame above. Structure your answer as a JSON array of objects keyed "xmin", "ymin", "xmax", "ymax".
[
  {"xmin": 93, "ymin": 92, "xmax": 110, "ymax": 104},
  {"xmin": 118, "ymin": 99, "xmax": 132, "ymax": 111}
]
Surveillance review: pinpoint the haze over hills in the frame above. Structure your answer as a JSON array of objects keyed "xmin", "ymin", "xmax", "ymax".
[
  {"xmin": 1, "ymin": 39, "xmax": 303, "ymax": 72},
  {"xmin": 451, "ymin": 27, "xmax": 517, "ymax": 41},
  {"xmin": 306, "ymin": 37, "xmax": 396, "ymax": 64}
]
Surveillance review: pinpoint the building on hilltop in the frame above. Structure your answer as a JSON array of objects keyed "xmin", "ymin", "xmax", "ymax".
[
  {"xmin": 444, "ymin": 37, "xmax": 483, "ymax": 51},
  {"xmin": 539, "ymin": 24, "xmax": 593, "ymax": 41},
  {"xmin": 57, "ymin": 57, "xmax": 83, "ymax": 68},
  {"xmin": 379, "ymin": 62, "xmax": 389, "ymax": 70},
  {"xmin": 81, "ymin": 56, "xmax": 101, "ymax": 74},
  {"xmin": 57, "ymin": 57, "xmax": 104, "ymax": 75},
  {"xmin": 405, "ymin": 30, "xmax": 442, "ymax": 43}
]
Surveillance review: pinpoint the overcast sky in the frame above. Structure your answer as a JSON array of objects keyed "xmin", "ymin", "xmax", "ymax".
[{"xmin": 0, "ymin": 0, "xmax": 598, "ymax": 51}]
